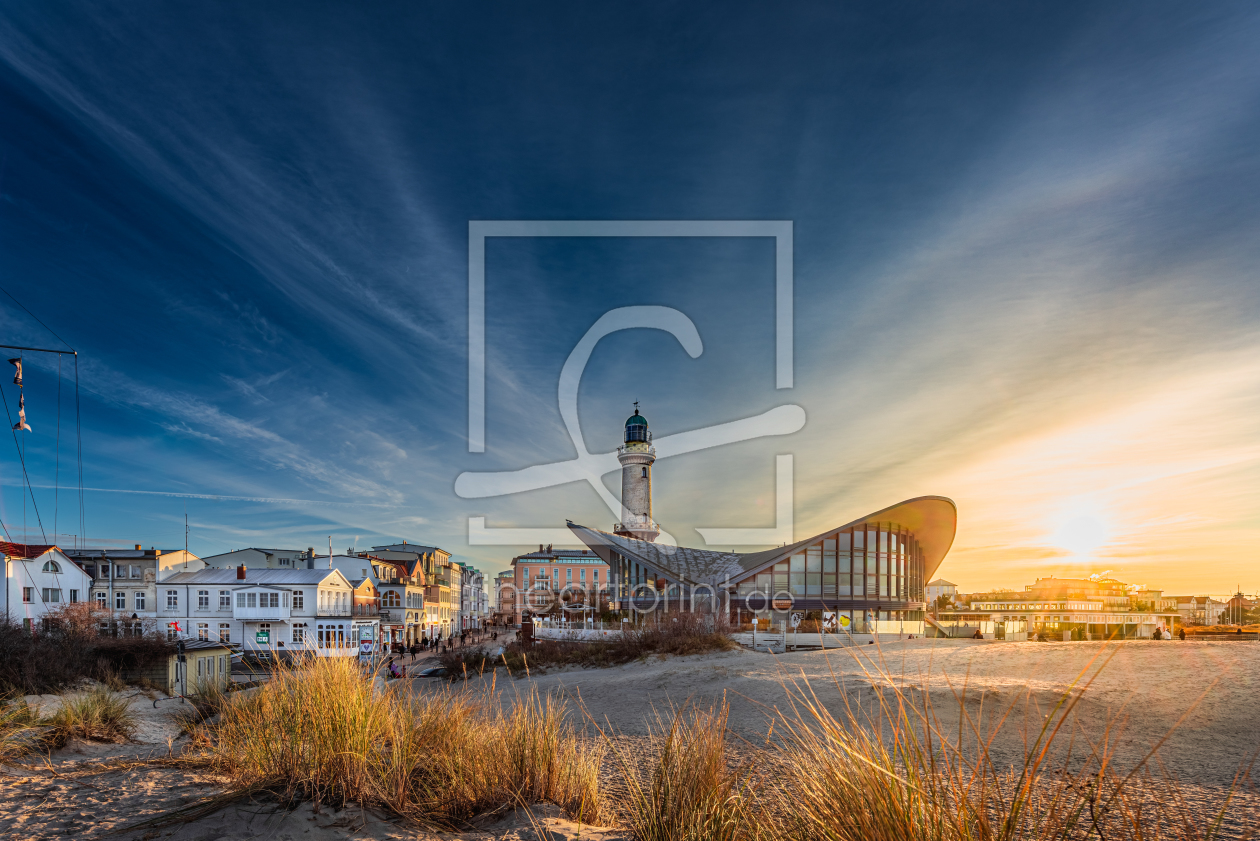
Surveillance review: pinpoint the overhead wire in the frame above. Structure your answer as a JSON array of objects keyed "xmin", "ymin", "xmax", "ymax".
[{"xmin": 0, "ymin": 374, "xmax": 47, "ymax": 544}]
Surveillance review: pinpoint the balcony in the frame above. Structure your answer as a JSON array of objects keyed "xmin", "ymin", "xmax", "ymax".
[
  {"xmin": 234, "ymin": 604, "xmax": 291, "ymax": 621},
  {"xmin": 614, "ymin": 515, "xmax": 661, "ymax": 535}
]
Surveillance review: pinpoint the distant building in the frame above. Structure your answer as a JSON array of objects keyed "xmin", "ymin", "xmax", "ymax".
[
  {"xmin": 507, "ymin": 545, "xmax": 610, "ymax": 625},
  {"xmin": 924, "ymin": 579, "xmax": 957, "ymax": 607},
  {"xmin": 4, "ymin": 542, "xmax": 94, "ymax": 631},
  {"xmin": 940, "ymin": 576, "xmax": 1178, "ymax": 640},
  {"xmin": 1170, "ymin": 595, "xmax": 1227, "ymax": 626},
  {"xmin": 64, "ymin": 545, "xmax": 203, "ymax": 630},
  {"xmin": 371, "ymin": 543, "xmax": 458, "ymax": 640},
  {"xmin": 200, "ymin": 547, "xmax": 313, "ymax": 569},
  {"xmin": 493, "ymin": 570, "xmax": 515, "ymax": 619}
]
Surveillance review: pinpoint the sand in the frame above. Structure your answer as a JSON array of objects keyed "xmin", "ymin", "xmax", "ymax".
[
  {"xmin": 482, "ymin": 638, "xmax": 1260, "ymax": 789},
  {"xmin": 3, "ymin": 639, "xmax": 1257, "ymax": 839}
]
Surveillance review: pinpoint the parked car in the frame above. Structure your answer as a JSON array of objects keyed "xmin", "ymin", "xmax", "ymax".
[{"xmin": 416, "ymin": 666, "xmax": 448, "ymax": 679}]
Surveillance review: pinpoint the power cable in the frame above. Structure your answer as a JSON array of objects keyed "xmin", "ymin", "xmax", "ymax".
[
  {"xmin": 0, "ymin": 283, "xmax": 75, "ymax": 352},
  {"xmin": 0, "ymin": 378, "xmax": 46, "ymax": 544}
]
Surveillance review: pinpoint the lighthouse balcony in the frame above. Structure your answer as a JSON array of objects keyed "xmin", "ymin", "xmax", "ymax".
[
  {"xmin": 616, "ymin": 444, "xmax": 656, "ymax": 457},
  {"xmin": 614, "ymin": 515, "xmax": 660, "ymax": 534}
]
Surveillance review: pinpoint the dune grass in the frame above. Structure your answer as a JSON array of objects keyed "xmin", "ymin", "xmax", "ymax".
[
  {"xmin": 0, "ymin": 697, "xmax": 39, "ymax": 763},
  {"xmin": 195, "ymin": 655, "xmax": 602, "ymax": 829},
  {"xmin": 42, "ymin": 685, "xmax": 135, "ymax": 747},
  {"xmin": 606, "ymin": 700, "xmax": 761, "ymax": 841}
]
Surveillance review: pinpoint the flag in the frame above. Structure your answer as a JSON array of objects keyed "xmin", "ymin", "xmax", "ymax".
[
  {"xmin": 7, "ymin": 358, "xmax": 20, "ymax": 386},
  {"xmin": 12, "ymin": 394, "xmax": 30, "ymax": 432}
]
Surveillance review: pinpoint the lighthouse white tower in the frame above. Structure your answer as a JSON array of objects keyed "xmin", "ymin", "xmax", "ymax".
[{"xmin": 615, "ymin": 404, "xmax": 660, "ymax": 542}]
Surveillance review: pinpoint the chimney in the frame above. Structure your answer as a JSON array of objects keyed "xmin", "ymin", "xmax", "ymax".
[
  {"xmin": 237, "ymin": 564, "xmax": 247, "ymax": 580},
  {"xmin": 135, "ymin": 544, "xmax": 141, "ymax": 551}
]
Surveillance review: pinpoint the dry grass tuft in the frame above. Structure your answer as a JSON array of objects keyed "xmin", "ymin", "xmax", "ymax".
[
  {"xmin": 196, "ymin": 655, "xmax": 602, "ymax": 829},
  {"xmin": 0, "ymin": 697, "xmax": 40, "ymax": 762},
  {"xmin": 42, "ymin": 685, "xmax": 135, "ymax": 746},
  {"xmin": 608, "ymin": 699, "xmax": 760, "ymax": 841}
]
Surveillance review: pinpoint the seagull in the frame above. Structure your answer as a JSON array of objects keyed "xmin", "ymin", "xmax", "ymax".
[{"xmin": 12, "ymin": 393, "xmax": 30, "ymax": 432}]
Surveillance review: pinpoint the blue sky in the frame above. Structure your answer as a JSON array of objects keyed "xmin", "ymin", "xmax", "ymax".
[{"xmin": 0, "ymin": 3, "xmax": 1258, "ymax": 592}]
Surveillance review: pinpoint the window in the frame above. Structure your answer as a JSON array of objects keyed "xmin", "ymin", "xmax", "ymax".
[
  {"xmin": 22, "ymin": 587, "xmax": 32, "ymax": 603},
  {"xmin": 268, "ymin": 592, "xmax": 280, "ymax": 608},
  {"xmin": 237, "ymin": 593, "xmax": 247, "ymax": 608},
  {"xmin": 641, "ymin": 467, "xmax": 647, "ymax": 478},
  {"xmin": 218, "ymin": 623, "xmax": 231, "ymax": 643},
  {"xmin": 42, "ymin": 560, "xmax": 61, "ymax": 573},
  {"xmin": 115, "ymin": 591, "xmax": 126, "ymax": 610},
  {"xmin": 166, "ymin": 627, "xmax": 179, "ymax": 641},
  {"xmin": 292, "ymin": 590, "xmax": 304, "ymax": 610},
  {"xmin": 220, "ymin": 590, "xmax": 231, "ymax": 609},
  {"xmin": 84, "ymin": 564, "xmax": 96, "ymax": 578},
  {"xmin": 247, "ymin": 593, "xmax": 257, "ymax": 608},
  {"xmin": 166, "ymin": 590, "xmax": 178, "ymax": 609},
  {"xmin": 580, "ymin": 568, "xmax": 586, "ymax": 582},
  {"xmin": 593, "ymin": 569, "xmax": 599, "ymax": 584},
  {"xmin": 383, "ymin": 591, "xmax": 401, "ymax": 607},
  {"xmin": 566, "ymin": 568, "xmax": 573, "ymax": 582},
  {"xmin": 131, "ymin": 565, "xmax": 143, "ymax": 579},
  {"xmin": 198, "ymin": 590, "xmax": 210, "ymax": 610},
  {"xmin": 197, "ymin": 623, "xmax": 209, "ymax": 641},
  {"xmin": 69, "ymin": 589, "xmax": 79, "ymax": 603},
  {"xmin": 521, "ymin": 566, "xmax": 529, "ymax": 582},
  {"xmin": 135, "ymin": 591, "xmax": 146, "ymax": 611},
  {"xmin": 292, "ymin": 622, "xmax": 307, "ymax": 644},
  {"xmin": 43, "ymin": 588, "xmax": 62, "ymax": 603},
  {"xmin": 95, "ymin": 591, "xmax": 107, "ymax": 606}
]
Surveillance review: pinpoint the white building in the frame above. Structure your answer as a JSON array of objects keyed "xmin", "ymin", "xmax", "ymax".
[
  {"xmin": 4, "ymin": 542, "xmax": 94, "ymax": 630},
  {"xmin": 200, "ymin": 547, "xmax": 313, "ymax": 569},
  {"xmin": 155, "ymin": 567, "xmax": 372, "ymax": 657},
  {"xmin": 925, "ymin": 579, "xmax": 957, "ymax": 607}
]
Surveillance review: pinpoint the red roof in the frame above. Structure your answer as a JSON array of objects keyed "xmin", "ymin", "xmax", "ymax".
[{"xmin": 0, "ymin": 541, "xmax": 59, "ymax": 559}]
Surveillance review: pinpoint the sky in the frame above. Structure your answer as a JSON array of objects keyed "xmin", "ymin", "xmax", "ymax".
[{"xmin": 0, "ymin": 3, "xmax": 1257, "ymax": 595}]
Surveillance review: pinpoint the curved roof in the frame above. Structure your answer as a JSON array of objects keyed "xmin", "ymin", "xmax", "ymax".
[
  {"xmin": 625, "ymin": 411, "xmax": 648, "ymax": 427},
  {"xmin": 567, "ymin": 495, "xmax": 957, "ymax": 587}
]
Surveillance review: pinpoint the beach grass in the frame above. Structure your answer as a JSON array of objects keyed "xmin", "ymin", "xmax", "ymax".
[
  {"xmin": 42, "ymin": 685, "xmax": 136, "ymax": 747},
  {"xmin": 197, "ymin": 655, "xmax": 602, "ymax": 829}
]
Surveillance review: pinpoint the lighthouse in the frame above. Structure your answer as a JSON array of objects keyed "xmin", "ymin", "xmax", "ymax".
[{"xmin": 615, "ymin": 404, "xmax": 660, "ymax": 542}]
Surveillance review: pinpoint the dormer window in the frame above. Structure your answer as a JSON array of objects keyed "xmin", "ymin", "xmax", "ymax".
[{"xmin": 42, "ymin": 560, "xmax": 61, "ymax": 573}]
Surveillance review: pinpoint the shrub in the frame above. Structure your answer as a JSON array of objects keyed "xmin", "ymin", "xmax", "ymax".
[
  {"xmin": 0, "ymin": 613, "xmax": 171, "ymax": 695},
  {"xmin": 500, "ymin": 613, "xmax": 737, "ymax": 674}
]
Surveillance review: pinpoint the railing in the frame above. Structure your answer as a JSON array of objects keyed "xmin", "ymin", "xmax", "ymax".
[
  {"xmin": 616, "ymin": 444, "xmax": 656, "ymax": 456},
  {"xmin": 614, "ymin": 517, "xmax": 660, "ymax": 534},
  {"xmin": 233, "ymin": 605, "xmax": 291, "ymax": 621}
]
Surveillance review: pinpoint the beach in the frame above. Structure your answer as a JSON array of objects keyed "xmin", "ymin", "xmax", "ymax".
[{"xmin": 2, "ymin": 638, "xmax": 1257, "ymax": 840}]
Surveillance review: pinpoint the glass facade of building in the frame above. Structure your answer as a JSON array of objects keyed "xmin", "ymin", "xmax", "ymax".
[{"xmin": 733, "ymin": 522, "xmax": 926, "ymax": 620}]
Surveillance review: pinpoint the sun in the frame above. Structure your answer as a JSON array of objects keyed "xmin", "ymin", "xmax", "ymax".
[{"xmin": 1047, "ymin": 498, "xmax": 1113, "ymax": 557}]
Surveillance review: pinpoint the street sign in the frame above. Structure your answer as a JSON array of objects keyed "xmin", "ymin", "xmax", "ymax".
[{"xmin": 255, "ymin": 631, "xmax": 269, "ymax": 644}]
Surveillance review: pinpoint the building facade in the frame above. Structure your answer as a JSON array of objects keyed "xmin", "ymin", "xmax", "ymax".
[
  {"xmin": 371, "ymin": 543, "xmax": 457, "ymax": 640},
  {"xmin": 155, "ymin": 567, "xmax": 370, "ymax": 657},
  {"xmin": 4, "ymin": 543, "xmax": 94, "ymax": 630},
  {"xmin": 507, "ymin": 546, "xmax": 611, "ymax": 625},
  {"xmin": 65, "ymin": 546, "xmax": 203, "ymax": 630}
]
